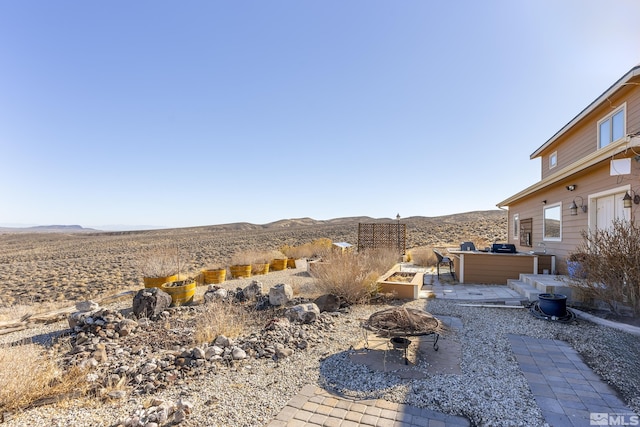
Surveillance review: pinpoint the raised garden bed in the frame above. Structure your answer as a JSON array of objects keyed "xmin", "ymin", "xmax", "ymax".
[{"xmin": 377, "ymin": 264, "xmax": 422, "ymax": 299}]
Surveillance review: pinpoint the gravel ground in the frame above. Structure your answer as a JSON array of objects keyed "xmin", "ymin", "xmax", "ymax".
[{"xmin": 2, "ymin": 268, "xmax": 640, "ymax": 427}]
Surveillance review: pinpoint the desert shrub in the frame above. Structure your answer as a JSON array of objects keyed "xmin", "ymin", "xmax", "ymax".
[
  {"xmin": 194, "ymin": 300, "xmax": 265, "ymax": 344},
  {"xmin": 281, "ymin": 238, "xmax": 333, "ymax": 259},
  {"xmin": 0, "ymin": 344, "xmax": 87, "ymax": 413},
  {"xmin": 137, "ymin": 247, "xmax": 180, "ymax": 278},
  {"xmin": 313, "ymin": 248, "xmax": 398, "ymax": 304},
  {"xmin": 410, "ymin": 247, "xmax": 438, "ymax": 266},
  {"xmin": 569, "ymin": 220, "xmax": 640, "ymax": 315},
  {"xmin": 230, "ymin": 249, "xmax": 285, "ymax": 266}
]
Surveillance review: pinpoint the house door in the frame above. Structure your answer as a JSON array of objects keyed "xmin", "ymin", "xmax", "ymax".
[{"xmin": 595, "ymin": 192, "xmax": 629, "ymax": 231}]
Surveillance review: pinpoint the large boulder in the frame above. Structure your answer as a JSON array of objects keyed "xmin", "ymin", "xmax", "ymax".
[
  {"xmin": 133, "ymin": 287, "xmax": 172, "ymax": 320},
  {"xmin": 285, "ymin": 303, "xmax": 320, "ymax": 324},
  {"xmin": 313, "ymin": 294, "xmax": 341, "ymax": 312},
  {"xmin": 269, "ymin": 283, "xmax": 293, "ymax": 306}
]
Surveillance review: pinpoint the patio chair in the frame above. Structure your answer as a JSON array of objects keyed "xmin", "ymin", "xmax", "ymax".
[
  {"xmin": 433, "ymin": 249, "xmax": 455, "ymax": 279},
  {"xmin": 460, "ymin": 241, "xmax": 476, "ymax": 251}
]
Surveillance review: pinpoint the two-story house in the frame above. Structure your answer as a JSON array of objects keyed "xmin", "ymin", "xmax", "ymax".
[{"xmin": 497, "ymin": 65, "xmax": 640, "ymax": 273}]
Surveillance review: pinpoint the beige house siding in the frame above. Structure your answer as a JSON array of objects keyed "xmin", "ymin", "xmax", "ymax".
[
  {"xmin": 507, "ymin": 160, "xmax": 639, "ymax": 273},
  {"xmin": 540, "ymin": 83, "xmax": 640, "ymax": 181}
]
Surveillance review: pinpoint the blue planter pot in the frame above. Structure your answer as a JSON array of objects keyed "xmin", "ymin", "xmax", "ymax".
[
  {"xmin": 567, "ymin": 261, "xmax": 586, "ymax": 279},
  {"xmin": 538, "ymin": 293, "xmax": 567, "ymax": 317}
]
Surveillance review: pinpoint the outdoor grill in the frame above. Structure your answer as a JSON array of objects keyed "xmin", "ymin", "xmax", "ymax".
[
  {"xmin": 491, "ymin": 243, "xmax": 517, "ymax": 253},
  {"xmin": 362, "ymin": 307, "xmax": 441, "ymax": 365}
]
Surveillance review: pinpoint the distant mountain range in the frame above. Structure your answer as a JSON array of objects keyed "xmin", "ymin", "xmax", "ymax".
[{"xmin": 0, "ymin": 210, "xmax": 506, "ymax": 234}]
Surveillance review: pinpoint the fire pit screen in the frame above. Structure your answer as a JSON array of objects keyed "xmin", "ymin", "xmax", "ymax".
[{"xmin": 362, "ymin": 307, "xmax": 442, "ymax": 364}]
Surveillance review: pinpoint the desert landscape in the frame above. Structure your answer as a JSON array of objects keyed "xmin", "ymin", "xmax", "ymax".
[
  {"xmin": 2, "ymin": 210, "xmax": 639, "ymax": 427},
  {"xmin": 0, "ymin": 211, "xmax": 507, "ymax": 306}
]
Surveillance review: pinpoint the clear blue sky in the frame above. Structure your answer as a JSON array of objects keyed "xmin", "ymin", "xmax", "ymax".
[{"xmin": 1, "ymin": 1, "xmax": 639, "ymax": 229}]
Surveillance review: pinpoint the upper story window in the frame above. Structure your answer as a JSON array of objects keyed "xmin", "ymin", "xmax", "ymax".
[
  {"xmin": 598, "ymin": 105, "xmax": 625, "ymax": 149},
  {"xmin": 549, "ymin": 151, "xmax": 557, "ymax": 169},
  {"xmin": 543, "ymin": 203, "xmax": 562, "ymax": 242}
]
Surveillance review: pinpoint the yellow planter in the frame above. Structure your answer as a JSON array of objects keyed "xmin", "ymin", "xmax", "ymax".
[
  {"xmin": 252, "ymin": 263, "xmax": 270, "ymax": 275},
  {"xmin": 270, "ymin": 259, "xmax": 288, "ymax": 271},
  {"xmin": 161, "ymin": 279, "xmax": 196, "ymax": 306},
  {"xmin": 143, "ymin": 275, "xmax": 178, "ymax": 289},
  {"xmin": 230, "ymin": 264, "xmax": 252, "ymax": 279},
  {"xmin": 202, "ymin": 269, "xmax": 226, "ymax": 284},
  {"xmin": 286, "ymin": 258, "xmax": 296, "ymax": 269}
]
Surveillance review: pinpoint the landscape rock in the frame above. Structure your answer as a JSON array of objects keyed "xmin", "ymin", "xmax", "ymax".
[
  {"xmin": 241, "ymin": 280, "xmax": 263, "ymax": 300},
  {"xmin": 76, "ymin": 300, "xmax": 100, "ymax": 312},
  {"xmin": 203, "ymin": 286, "xmax": 229, "ymax": 303},
  {"xmin": 314, "ymin": 294, "xmax": 341, "ymax": 312},
  {"xmin": 269, "ymin": 283, "xmax": 293, "ymax": 306},
  {"xmin": 285, "ymin": 303, "xmax": 321, "ymax": 324},
  {"xmin": 133, "ymin": 287, "xmax": 172, "ymax": 320}
]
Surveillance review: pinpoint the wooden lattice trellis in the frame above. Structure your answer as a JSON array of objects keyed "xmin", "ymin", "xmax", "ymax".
[{"xmin": 358, "ymin": 223, "xmax": 406, "ymax": 254}]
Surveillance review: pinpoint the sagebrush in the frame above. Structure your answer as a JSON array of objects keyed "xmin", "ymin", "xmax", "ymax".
[
  {"xmin": 569, "ymin": 220, "xmax": 640, "ymax": 315},
  {"xmin": 312, "ymin": 249, "xmax": 399, "ymax": 304}
]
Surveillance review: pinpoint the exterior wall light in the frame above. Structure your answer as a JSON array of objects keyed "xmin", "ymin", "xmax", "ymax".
[
  {"xmin": 623, "ymin": 191, "xmax": 639, "ymax": 208},
  {"xmin": 569, "ymin": 196, "xmax": 587, "ymax": 216}
]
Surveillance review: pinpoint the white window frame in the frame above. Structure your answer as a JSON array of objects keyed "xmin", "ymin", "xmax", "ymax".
[
  {"xmin": 597, "ymin": 103, "xmax": 626, "ymax": 149},
  {"xmin": 513, "ymin": 213, "xmax": 519, "ymax": 241},
  {"xmin": 543, "ymin": 202, "xmax": 562, "ymax": 242},
  {"xmin": 549, "ymin": 151, "xmax": 557, "ymax": 169}
]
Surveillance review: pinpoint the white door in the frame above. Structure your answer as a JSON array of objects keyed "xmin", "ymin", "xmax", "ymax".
[{"xmin": 595, "ymin": 192, "xmax": 629, "ymax": 231}]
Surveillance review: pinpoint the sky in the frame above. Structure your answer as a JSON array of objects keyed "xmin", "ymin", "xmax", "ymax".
[{"xmin": 1, "ymin": 1, "xmax": 639, "ymax": 230}]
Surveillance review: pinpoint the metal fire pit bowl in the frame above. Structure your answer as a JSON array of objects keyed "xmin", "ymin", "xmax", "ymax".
[{"xmin": 362, "ymin": 307, "xmax": 442, "ymax": 365}]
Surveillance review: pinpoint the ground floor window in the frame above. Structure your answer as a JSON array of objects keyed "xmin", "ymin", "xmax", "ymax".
[{"xmin": 543, "ymin": 203, "xmax": 562, "ymax": 241}]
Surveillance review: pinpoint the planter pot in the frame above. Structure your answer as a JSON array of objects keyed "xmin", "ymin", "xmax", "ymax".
[
  {"xmin": 567, "ymin": 261, "xmax": 586, "ymax": 279},
  {"xmin": 230, "ymin": 264, "xmax": 252, "ymax": 279},
  {"xmin": 202, "ymin": 269, "xmax": 226, "ymax": 284},
  {"xmin": 161, "ymin": 279, "xmax": 196, "ymax": 306},
  {"xmin": 286, "ymin": 258, "xmax": 296, "ymax": 269},
  {"xmin": 538, "ymin": 293, "xmax": 568, "ymax": 317},
  {"xmin": 252, "ymin": 263, "xmax": 270, "ymax": 275},
  {"xmin": 270, "ymin": 259, "xmax": 288, "ymax": 271},
  {"xmin": 143, "ymin": 275, "xmax": 178, "ymax": 289}
]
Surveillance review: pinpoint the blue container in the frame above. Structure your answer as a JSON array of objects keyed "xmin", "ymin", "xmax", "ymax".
[{"xmin": 538, "ymin": 293, "xmax": 567, "ymax": 317}]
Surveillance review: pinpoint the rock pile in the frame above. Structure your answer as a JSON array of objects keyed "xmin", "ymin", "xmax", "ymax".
[
  {"xmin": 116, "ymin": 397, "xmax": 193, "ymax": 427},
  {"xmin": 63, "ymin": 287, "xmax": 344, "ymax": 404}
]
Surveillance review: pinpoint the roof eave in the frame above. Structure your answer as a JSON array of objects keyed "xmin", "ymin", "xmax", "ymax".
[
  {"xmin": 530, "ymin": 65, "xmax": 640, "ymax": 159},
  {"xmin": 498, "ymin": 136, "xmax": 639, "ymax": 208}
]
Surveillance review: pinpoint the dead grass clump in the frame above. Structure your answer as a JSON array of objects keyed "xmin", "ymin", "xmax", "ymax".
[
  {"xmin": 281, "ymin": 238, "xmax": 333, "ymax": 259},
  {"xmin": 137, "ymin": 247, "xmax": 179, "ymax": 278},
  {"xmin": 230, "ymin": 249, "xmax": 285, "ymax": 266},
  {"xmin": 0, "ymin": 344, "xmax": 87, "ymax": 413},
  {"xmin": 194, "ymin": 300, "xmax": 265, "ymax": 344},
  {"xmin": 409, "ymin": 247, "xmax": 438, "ymax": 267},
  {"xmin": 313, "ymin": 249, "xmax": 399, "ymax": 304}
]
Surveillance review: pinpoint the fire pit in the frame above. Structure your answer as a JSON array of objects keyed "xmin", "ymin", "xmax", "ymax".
[{"xmin": 363, "ymin": 307, "xmax": 442, "ymax": 364}]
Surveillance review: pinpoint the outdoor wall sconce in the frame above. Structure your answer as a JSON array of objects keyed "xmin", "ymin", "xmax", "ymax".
[
  {"xmin": 569, "ymin": 196, "xmax": 587, "ymax": 216},
  {"xmin": 566, "ymin": 184, "xmax": 577, "ymax": 191},
  {"xmin": 623, "ymin": 191, "xmax": 640, "ymax": 208},
  {"xmin": 542, "ymin": 200, "xmax": 547, "ymax": 205}
]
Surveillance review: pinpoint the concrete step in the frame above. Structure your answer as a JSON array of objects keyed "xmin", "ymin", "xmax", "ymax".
[
  {"xmin": 508, "ymin": 279, "xmax": 541, "ymax": 302},
  {"xmin": 519, "ymin": 274, "xmax": 574, "ymax": 300}
]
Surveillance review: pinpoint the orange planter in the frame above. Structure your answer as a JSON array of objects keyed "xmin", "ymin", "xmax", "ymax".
[
  {"xmin": 230, "ymin": 264, "xmax": 252, "ymax": 278},
  {"xmin": 270, "ymin": 259, "xmax": 288, "ymax": 271},
  {"xmin": 202, "ymin": 269, "xmax": 226, "ymax": 284},
  {"xmin": 161, "ymin": 279, "xmax": 196, "ymax": 306},
  {"xmin": 143, "ymin": 275, "xmax": 178, "ymax": 289}
]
